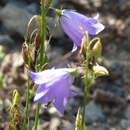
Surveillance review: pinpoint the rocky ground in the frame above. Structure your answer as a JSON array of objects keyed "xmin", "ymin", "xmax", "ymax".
[{"xmin": 0, "ymin": 0, "xmax": 130, "ymax": 130}]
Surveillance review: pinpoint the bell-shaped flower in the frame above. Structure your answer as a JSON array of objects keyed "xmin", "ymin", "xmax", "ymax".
[
  {"xmin": 29, "ymin": 68, "xmax": 76, "ymax": 114},
  {"xmin": 59, "ymin": 10, "xmax": 105, "ymax": 51}
]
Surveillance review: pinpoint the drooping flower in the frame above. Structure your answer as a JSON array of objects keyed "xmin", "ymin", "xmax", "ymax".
[
  {"xmin": 59, "ymin": 10, "xmax": 105, "ymax": 51},
  {"xmin": 29, "ymin": 68, "xmax": 76, "ymax": 114}
]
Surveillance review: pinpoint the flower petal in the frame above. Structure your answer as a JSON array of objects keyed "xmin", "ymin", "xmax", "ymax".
[
  {"xmin": 72, "ymin": 43, "xmax": 78, "ymax": 52},
  {"xmin": 86, "ymin": 18, "xmax": 105, "ymax": 34},
  {"xmin": 69, "ymin": 91, "xmax": 77, "ymax": 97},
  {"xmin": 34, "ymin": 84, "xmax": 51, "ymax": 102},
  {"xmin": 54, "ymin": 97, "xmax": 68, "ymax": 114},
  {"xmin": 62, "ymin": 11, "xmax": 105, "ymax": 35},
  {"xmin": 29, "ymin": 68, "xmax": 72, "ymax": 84},
  {"xmin": 34, "ymin": 85, "xmax": 54, "ymax": 103}
]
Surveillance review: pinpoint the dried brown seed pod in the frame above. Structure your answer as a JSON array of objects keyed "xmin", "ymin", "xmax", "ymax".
[
  {"xmin": 79, "ymin": 35, "xmax": 88, "ymax": 57},
  {"xmin": 22, "ymin": 42, "xmax": 28, "ymax": 65},
  {"xmin": 34, "ymin": 30, "xmax": 41, "ymax": 50},
  {"xmin": 14, "ymin": 105, "xmax": 22, "ymax": 127},
  {"xmin": 31, "ymin": 30, "xmax": 41, "ymax": 66}
]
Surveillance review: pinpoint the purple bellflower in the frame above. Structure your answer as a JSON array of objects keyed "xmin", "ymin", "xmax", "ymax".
[
  {"xmin": 29, "ymin": 68, "xmax": 76, "ymax": 114},
  {"xmin": 59, "ymin": 10, "xmax": 105, "ymax": 51}
]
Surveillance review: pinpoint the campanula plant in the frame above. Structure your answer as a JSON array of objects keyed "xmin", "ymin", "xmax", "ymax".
[{"xmin": 20, "ymin": 0, "xmax": 108, "ymax": 129}]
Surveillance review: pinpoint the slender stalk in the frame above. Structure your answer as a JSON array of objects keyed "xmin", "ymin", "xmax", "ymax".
[
  {"xmin": 27, "ymin": 117, "xmax": 30, "ymax": 130},
  {"xmin": 29, "ymin": 84, "xmax": 37, "ymax": 100},
  {"xmin": 22, "ymin": 44, "xmax": 31, "ymax": 130},
  {"xmin": 33, "ymin": 103, "xmax": 41, "ymax": 130},
  {"xmin": 40, "ymin": 0, "xmax": 46, "ymax": 67},
  {"xmin": 33, "ymin": 0, "xmax": 48, "ymax": 129},
  {"xmin": 45, "ymin": 0, "xmax": 52, "ymax": 14},
  {"xmin": 81, "ymin": 32, "xmax": 90, "ymax": 130},
  {"xmin": 29, "ymin": 59, "xmax": 38, "ymax": 100}
]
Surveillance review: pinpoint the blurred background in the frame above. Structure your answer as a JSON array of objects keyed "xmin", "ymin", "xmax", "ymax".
[{"xmin": 0, "ymin": 0, "xmax": 130, "ymax": 130}]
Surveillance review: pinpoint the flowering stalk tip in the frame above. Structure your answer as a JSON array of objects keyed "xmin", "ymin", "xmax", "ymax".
[
  {"xmin": 59, "ymin": 10, "xmax": 105, "ymax": 51},
  {"xmin": 56, "ymin": 9, "xmax": 63, "ymax": 17}
]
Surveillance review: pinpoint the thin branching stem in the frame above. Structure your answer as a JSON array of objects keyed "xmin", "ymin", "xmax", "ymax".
[
  {"xmin": 81, "ymin": 32, "xmax": 91, "ymax": 130},
  {"xmin": 40, "ymin": 0, "xmax": 46, "ymax": 67},
  {"xmin": 22, "ymin": 44, "xmax": 31, "ymax": 130},
  {"xmin": 33, "ymin": 103, "xmax": 41, "ymax": 130},
  {"xmin": 33, "ymin": 0, "xmax": 49, "ymax": 129}
]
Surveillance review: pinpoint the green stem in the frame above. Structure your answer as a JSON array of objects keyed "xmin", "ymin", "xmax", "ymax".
[
  {"xmin": 40, "ymin": 0, "xmax": 46, "ymax": 67},
  {"xmin": 33, "ymin": 103, "xmax": 41, "ymax": 130},
  {"xmin": 81, "ymin": 32, "xmax": 90, "ymax": 130},
  {"xmin": 27, "ymin": 117, "xmax": 30, "ymax": 130},
  {"xmin": 33, "ymin": 0, "xmax": 49, "ymax": 129},
  {"xmin": 29, "ymin": 59, "xmax": 38, "ymax": 100},
  {"xmin": 45, "ymin": 0, "xmax": 52, "ymax": 14},
  {"xmin": 29, "ymin": 84, "xmax": 37, "ymax": 100},
  {"xmin": 22, "ymin": 44, "xmax": 31, "ymax": 130}
]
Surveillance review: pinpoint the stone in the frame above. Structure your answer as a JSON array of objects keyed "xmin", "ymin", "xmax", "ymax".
[
  {"xmin": 63, "ymin": 0, "xmax": 92, "ymax": 11},
  {"xmin": 0, "ymin": 4, "xmax": 33, "ymax": 37},
  {"xmin": 119, "ymin": 0, "xmax": 130, "ymax": 11},
  {"xmin": 64, "ymin": 0, "xmax": 89, "ymax": 8},
  {"xmin": 46, "ymin": 18, "xmax": 64, "ymax": 38},
  {"xmin": 7, "ymin": 1, "xmax": 28, "ymax": 8},
  {"xmin": 105, "ymin": 84, "xmax": 124, "ymax": 97},
  {"xmin": 0, "ymin": 0, "xmax": 11, "ymax": 5},
  {"xmin": 124, "ymin": 105, "xmax": 130, "ymax": 120},
  {"xmin": 52, "ymin": 0, "xmax": 62, "ymax": 7},
  {"xmin": 91, "ymin": 0, "xmax": 102, "ymax": 8},
  {"xmin": 59, "ymin": 120, "xmax": 75, "ymax": 130},
  {"xmin": 121, "ymin": 120, "xmax": 130, "ymax": 129},
  {"xmin": 105, "ymin": 60, "xmax": 124, "ymax": 79},
  {"xmin": 49, "ymin": 117, "xmax": 60, "ymax": 130},
  {"xmin": 26, "ymin": 3, "xmax": 40, "ymax": 14},
  {"xmin": 0, "ymin": 34, "xmax": 14, "ymax": 49},
  {"xmin": 126, "ymin": 94, "xmax": 130, "ymax": 102},
  {"xmin": 85, "ymin": 101, "xmax": 105, "ymax": 124},
  {"xmin": 37, "ymin": 121, "xmax": 49, "ymax": 130},
  {"xmin": 47, "ymin": 47, "xmax": 69, "ymax": 67},
  {"xmin": 4, "ymin": 98, "xmax": 11, "ymax": 108},
  {"xmin": 124, "ymin": 26, "xmax": 130, "ymax": 40}
]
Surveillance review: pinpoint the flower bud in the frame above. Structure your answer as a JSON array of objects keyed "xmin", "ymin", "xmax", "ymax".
[
  {"xmin": 35, "ymin": 15, "xmax": 42, "ymax": 27},
  {"xmin": 56, "ymin": 9, "xmax": 64, "ymax": 17},
  {"xmin": 93, "ymin": 64, "xmax": 109, "ymax": 77},
  {"xmin": 75, "ymin": 108, "xmax": 82, "ymax": 130},
  {"xmin": 91, "ymin": 37, "xmax": 102, "ymax": 59},
  {"xmin": 12, "ymin": 89, "xmax": 21, "ymax": 106}
]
